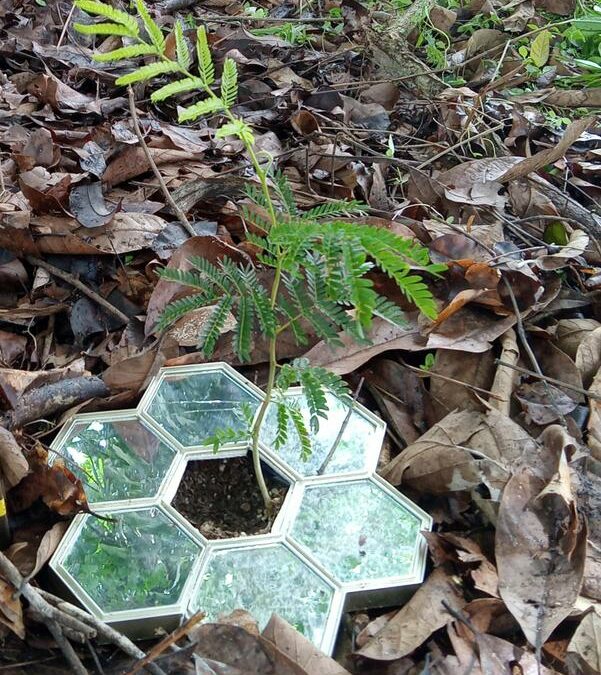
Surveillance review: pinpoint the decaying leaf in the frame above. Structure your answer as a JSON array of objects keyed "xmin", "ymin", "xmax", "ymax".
[
  {"xmin": 356, "ymin": 568, "xmax": 466, "ymax": 661},
  {"xmin": 0, "ymin": 427, "xmax": 29, "ymax": 487},
  {"xmin": 495, "ymin": 456, "xmax": 587, "ymax": 650},
  {"xmin": 566, "ymin": 608, "xmax": 601, "ymax": 675}
]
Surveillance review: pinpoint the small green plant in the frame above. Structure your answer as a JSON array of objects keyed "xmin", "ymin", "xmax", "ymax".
[
  {"xmin": 419, "ymin": 352, "xmax": 435, "ymax": 372},
  {"xmin": 74, "ymin": 0, "xmax": 445, "ymax": 510}
]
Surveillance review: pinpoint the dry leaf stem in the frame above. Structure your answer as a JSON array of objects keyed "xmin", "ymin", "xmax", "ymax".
[
  {"xmin": 26, "ymin": 256, "xmax": 130, "ymax": 325},
  {"xmin": 127, "ymin": 87, "xmax": 196, "ymax": 237}
]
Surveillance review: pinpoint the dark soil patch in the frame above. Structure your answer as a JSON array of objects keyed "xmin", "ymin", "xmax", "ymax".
[{"xmin": 173, "ymin": 454, "xmax": 288, "ymax": 539}]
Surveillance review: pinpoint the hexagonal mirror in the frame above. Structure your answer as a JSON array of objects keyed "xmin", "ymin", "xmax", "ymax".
[
  {"xmin": 189, "ymin": 541, "xmax": 337, "ymax": 648},
  {"xmin": 142, "ymin": 365, "xmax": 262, "ymax": 449},
  {"xmin": 52, "ymin": 414, "xmax": 177, "ymax": 505},
  {"xmin": 260, "ymin": 389, "xmax": 384, "ymax": 477},
  {"xmin": 289, "ymin": 478, "xmax": 422, "ymax": 585},
  {"xmin": 59, "ymin": 507, "xmax": 202, "ymax": 614}
]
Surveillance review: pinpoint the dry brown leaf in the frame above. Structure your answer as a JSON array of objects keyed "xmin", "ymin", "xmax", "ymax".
[
  {"xmin": 356, "ymin": 568, "xmax": 466, "ymax": 661},
  {"xmin": 439, "ymin": 157, "xmax": 522, "ymax": 207},
  {"xmin": 0, "ymin": 426, "xmax": 29, "ymax": 487},
  {"xmin": 495, "ymin": 460, "xmax": 587, "ymax": 649},
  {"xmin": 588, "ymin": 367, "xmax": 601, "ymax": 461},
  {"xmin": 566, "ymin": 608, "xmax": 601, "ymax": 674},
  {"xmin": 476, "ymin": 633, "xmax": 557, "ymax": 674},
  {"xmin": 555, "ymin": 319, "xmax": 600, "ymax": 359},
  {"xmin": 499, "ymin": 117, "xmax": 594, "ymax": 183},
  {"xmin": 0, "ymin": 578, "xmax": 25, "ymax": 639},
  {"xmin": 535, "ymin": 230, "xmax": 590, "ymax": 270},
  {"xmin": 381, "ymin": 408, "xmax": 540, "ymax": 498},
  {"xmin": 429, "ymin": 348, "xmax": 495, "ymax": 421},
  {"xmin": 262, "ymin": 615, "xmax": 350, "ymax": 675},
  {"xmin": 575, "ymin": 327, "xmax": 601, "ymax": 388}
]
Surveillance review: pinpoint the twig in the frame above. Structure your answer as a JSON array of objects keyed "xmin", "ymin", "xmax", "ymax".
[
  {"xmin": 416, "ymin": 122, "xmax": 506, "ymax": 170},
  {"xmin": 495, "ymin": 359, "xmax": 601, "ymax": 401},
  {"xmin": 25, "ymin": 256, "xmax": 129, "ymax": 325},
  {"xmin": 38, "ymin": 590, "xmax": 167, "ymax": 675},
  {"xmin": 57, "ymin": 2, "xmax": 76, "ymax": 50},
  {"xmin": 318, "ymin": 377, "xmax": 364, "ymax": 475},
  {"xmin": 398, "ymin": 360, "xmax": 505, "ymax": 401},
  {"xmin": 125, "ymin": 612, "xmax": 205, "ymax": 675},
  {"xmin": 127, "ymin": 87, "xmax": 196, "ymax": 237},
  {"xmin": 0, "ymin": 552, "xmax": 90, "ymax": 675}
]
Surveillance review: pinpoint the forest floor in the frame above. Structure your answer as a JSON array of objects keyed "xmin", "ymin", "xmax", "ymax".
[{"xmin": 0, "ymin": 0, "xmax": 600, "ymax": 673}]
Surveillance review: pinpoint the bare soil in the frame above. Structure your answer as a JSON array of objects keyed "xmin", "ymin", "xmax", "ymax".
[{"xmin": 173, "ymin": 454, "xmax": 288, "ymax": 539}]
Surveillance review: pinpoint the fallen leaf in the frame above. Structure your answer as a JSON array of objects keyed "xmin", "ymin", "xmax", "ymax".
[
  {"xmin": 588, "ymin": 366, "xmax": 601, "ymax": 462},
  {"xmin": 566, "ymin": 608, "xmax": 601, "ymax": 675},
  {"xmin": 0, "ymin": 579, "xmax": 24, "ymax": 639},
  {"xmin": 555, "ymin": 319, "xmax": 600, "ymax": 359},
  {"xmin": 495, "ymin": 460, "xmax": 587, "ymax": 649},
  {"xmin": 356, "ymin": 568, "xmax": 466, "ymax": 660},
  {"xmin": 575, "ymin": 327, "xmax": 601, "ymax": 388},
  {"xmin": 263, "ymin": 615, "xmax": 350, "ymax": 675},
  {"xmin": 500, "ymin": 117, "xmax": 594, "ymax": 183},
  {"xmin": 516, "ymin": 381, "xmax": 579, "ymax": 425},
  {"xmin": 68, "ymin": 182, "xmax": 116, "ymax": 229},
  {"xmin": 0, "ymin": 427, "xmax": 29, "ymax": 487},
  {"xmin": 535, "ymin": 230, "xmax": 590, "ymax": 270}
]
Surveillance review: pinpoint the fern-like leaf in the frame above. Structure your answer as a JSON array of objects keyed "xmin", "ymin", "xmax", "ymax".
[
  {"xmin": 300, "ymin": 199, "xmax": 365, "ymax": 220},
  {"xmin": 134, "ymin": 0, "xmax": 164, "ymax": 52},
  {"xmin": 199, "ymin": 295, "xmax": 234, "ymax": 356},
  {"xmin": 396, "ymin": 274, "xmax": 439, "ymax": 320},
  {"xmin": 240, "ymin": 268, "xmax": 276, "ymax": 337},
  {"xmin": 158, "ymin": 267, "xmax": 210, "ymax": 291},
  {"xmin": 116, "ymin": 60, "xmax": 181, "ymax": 86},
  {"xmin": 93, "ymin": 43, "xmax": 158, "ymax": 62},
  {"xmin": 273, "ymin": 402, "xmax": 289, "ymax": 450},
  {"xmin": 299, "ymin": 369, "xmax": 329, "ymax": 433},
  {"xmin": 216, "ymin": 119, "xmax": 254, "ymax": 145},
  {"xmin": 178, "ymin": 96, "xmax": 224, "ymax": 122},
  {"xmin": 75, "ymin": 0, "xmax": 139, "ymax": 36},
  {"xmin": 234, "ymin": 294, "xmax": 253, "ymax": 362},
  {"xmin": 151, "ymin": 76, "xmax": 204, "ymax": 103},
  {"xmin": 73, "ymin": 22, "xmax": 134, "ymax": 37},
  {"xmin": 373, "ymin": 295, "xmax": 406, "ymax": 325},
  {"xmin": 272, "ymin": 171, "xmax": 298, "ymax": 215},
  {"xmin": 220, "ymin": 58, "xmax": 238, "ymax": 108},
  {"xmin": 196, "ymin": 26, "xmax": 215, "ymax": 85},
  {"xmin": 174, "ymin": 20, "xmax": 191, "ymax": 69},
  {"xmin": 288, "ymin": 405, "xmax": 312, "ymax": 460},
  {"xmin": 157, "ymin": 293, "xmax": 214, "ymax": 331}
]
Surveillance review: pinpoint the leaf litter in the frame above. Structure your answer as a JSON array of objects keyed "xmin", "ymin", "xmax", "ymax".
[{"xmin": 0, "ymin": 0, "xmax": 600, "ymax": 672}]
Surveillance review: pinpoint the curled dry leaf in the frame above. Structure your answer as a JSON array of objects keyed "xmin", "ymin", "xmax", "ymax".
[
  {"xmin": 566, "ymin": 607, "xmax": 601, "ymax": 675},
  {"xmin": 380, "ymin": 408, "xmax": 540, "ymax": 499},
  {"xmin": 489, "ymin": 328, "xmax": 519, "ymax": 416},
  {"xmin": 575, "ymin": 326, "xmax": 601, "ymax": 388},
  {"xmin": 555, "ymin": 318, "xmax": 601, "ymax": 359},
  {"xmin": 262, "ymin": 615, "xmax": 350, "ymax": 675},
  {"xmin": 356, "ymin": 568, "xmax": 466, "ymax": 661},
  {"xmin": 0, "ymin": 427, "xmax": 29, "ymax": 488},
  {"xmin": 495, "ymin": 455, "xmax": 587, "ymax": 650},
  {"xmin": 535, "ymin": 229, "xmax": 590, "ymax": 270}
]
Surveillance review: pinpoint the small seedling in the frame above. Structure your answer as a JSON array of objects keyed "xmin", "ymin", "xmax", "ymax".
[{"xmin": 74, "ymin": 0, "xmax": 445, "ymax": 510}]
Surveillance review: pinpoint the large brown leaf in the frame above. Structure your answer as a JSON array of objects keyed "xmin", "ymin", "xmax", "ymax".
[
  {"xmin": 495, "ymin": 456, "xmax": 587, "ymax": 649},
  {"xmin": 356, "ymin": 568, "xmax": 466, "ymax": 661}
]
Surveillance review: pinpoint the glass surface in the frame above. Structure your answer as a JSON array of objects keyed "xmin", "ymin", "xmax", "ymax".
[
  {"xmin": 59, "ymin": 418, "xmax": 176, "ymax": 503},
  {"xmin": 146, "ymin": 371, "xmax": 261, "ymax": 448},
  {"xmin": 191, "ymin": 544, "xmax": 334, "ymax": 645},
  {"xmin": 63, "ymin": 508, "xmax": 201, "ymax": 612},
  {"xmin": 261, "ymin": 392, "xmax": 380, "ymax": 476},
  {"xmin": 291, "ymin": 480, "xmax": 421, "ymax": 583}
]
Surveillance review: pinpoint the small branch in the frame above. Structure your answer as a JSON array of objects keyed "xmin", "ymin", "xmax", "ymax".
[
  {"xmin": 26, "ymin": 256, "xmax": 129, "ymax": 325},
  {"xmin": 38, "ymin": 591, "xmax": 166, "ymax": 675},
  {"xmin": 495, "ymin": 359, "xmax": 601, "ymax": 401},
  {"xmin": 318, "ymin": 377, "xmax": 364, "ymax": 475},
  {"xmin": 127, "ymin": 87, "xmax": 196, "ymax": 237},
  {"xmin": 125, "ymin": 612, "xmax": 205, "ymax": 675},
  {"xmin": 0, "ymin": 552, "xmax": 90, "ymax": 675}
]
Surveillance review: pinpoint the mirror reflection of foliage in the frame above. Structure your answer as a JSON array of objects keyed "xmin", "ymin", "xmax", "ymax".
[
  {"xmin": 64, "ymin": 509, "xmax": 200, "ymax": 612},
  {"xmin": 74, "ymin": 0, "xmax": 444, "ymax": 510}
]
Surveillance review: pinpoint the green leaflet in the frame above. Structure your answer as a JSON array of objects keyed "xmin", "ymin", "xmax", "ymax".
[
  {"xmin": 134, "ymin": 0, "xmax": 165, "ymax": 52},
  {"xmin": 178, "ymin": 96, "xmax": 224, "ymax": 122},
  {"xmin": 151, "ymin": 76, "xmax": 205, "ymax": 103},
  {"xmin": 115, "ymin": 61, "xmax": 181, "ymax": 86},
  {"xmin": 74, "ymin": 0, "xmax": 139, "ymax": 36},
  {"xmin": 174, "ymin": 20, "xmax": 191, "ymax": 69},
  {"xmin": 93, "ymin": 43, "xmax": 158, "ymax": 62}
]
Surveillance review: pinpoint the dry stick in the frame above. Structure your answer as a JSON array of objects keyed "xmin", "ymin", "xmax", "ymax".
[
  {"xmin": 398, "ymin": 360, "xmax": 505, "ymax": 401},
  {"xmin": 318, "ymin": 377, "xmax": 364, "ymax": 475},
  {"xmin": 0, "ymin": 552, "xmax": 91, "ymax": 675},
  {"xmin": 495, "ymin": 359, "xmax": 601, "ymax": 401},
  {"xmin": 25, "ymin": 256, "xmax": 129, "ymax": 325},
  {"xmin": 127, "ymin": 87, "xmax": 196, "ymax": 237},
  {"xmin": 125, "ymin": 612, "xmax": 205, "ymax": 675},
  {"xmin": 38, "ymin": 590, "xmax": 167, "ymax": 675}
]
